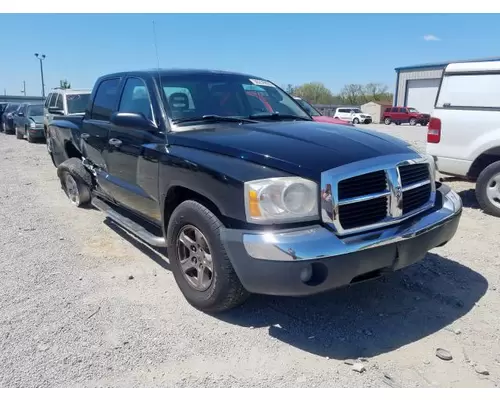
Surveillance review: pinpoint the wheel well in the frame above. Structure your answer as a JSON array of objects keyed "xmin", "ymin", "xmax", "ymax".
[
  {"xmin": 163, "ymin": 186, "xmax": 224, "ymax": 228},
  {"xmin": 65, "ymin": 141, "xmax": 82, "ymax": 160},
  {"xmin": 468, "ymin": 147, "xmax": 500, "ymax": 180}
]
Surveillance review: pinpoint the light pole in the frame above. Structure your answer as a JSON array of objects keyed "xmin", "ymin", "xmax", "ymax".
[{"xmin": 34, "ymin": 53, "xmax": 46, "ymax": 98}]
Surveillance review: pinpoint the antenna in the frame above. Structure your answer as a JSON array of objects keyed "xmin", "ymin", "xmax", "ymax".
[{"xmin": 152, "ymin": 20, "xmax": 161, "ymax": 71}]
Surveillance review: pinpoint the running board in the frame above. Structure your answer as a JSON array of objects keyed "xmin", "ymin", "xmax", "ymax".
[{"xmin": 91, "ymin": 197, "xmax": 167, "ymax": 247}]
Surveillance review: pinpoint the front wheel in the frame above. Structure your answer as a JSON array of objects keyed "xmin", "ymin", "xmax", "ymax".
[
  {"xmin": 384, "ymin": 117, "xmax": 391, "ymax": 125},
  {"xmin": 476, "ymin": 161, "xmax": 500, "ymax": 217},
  {"xmin": 56, "ymin": 158, "xmax": 92, "ymax": 207},
  {"xmin": 409, "ymin": 118, "xmax": 417, "ymax": 126},
  {"xmin": 15, "ymin": 126, "xmax": 23, "ymax": 140},
  {"xmin": 166, "ymin": 200, "xmax": 249, "ymax": 313},
  {"xmin": 352, "ymin": 118, "xmax": 359, "ymax": 124}
]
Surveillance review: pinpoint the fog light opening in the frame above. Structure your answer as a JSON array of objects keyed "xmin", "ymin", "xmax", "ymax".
[{"xmin": 302, "ymin": 262, "xmax": 328, "ymax": 286}]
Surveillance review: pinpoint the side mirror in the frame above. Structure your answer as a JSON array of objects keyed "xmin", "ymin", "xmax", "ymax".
[
  {"xmin": 48, "ymin": 107, "xmax": 64, "ymax": 115},
  {"xmin": 110, "ymin": 112, "xmax": 158, "ymax": 132}
]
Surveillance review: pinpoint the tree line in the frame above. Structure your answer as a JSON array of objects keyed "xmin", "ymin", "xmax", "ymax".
[{"xmin": 284, "ymin": 82, "xmax": 393, "ymax": 106}]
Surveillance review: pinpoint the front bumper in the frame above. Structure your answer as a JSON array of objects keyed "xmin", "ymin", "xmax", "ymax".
[
  {"xmin": 221, "ymin": 183, "xmax": 462, "ymax": 296},
  {"xmin": 28, "ymin": 127, "xmax": 45, "ymax": 138}
]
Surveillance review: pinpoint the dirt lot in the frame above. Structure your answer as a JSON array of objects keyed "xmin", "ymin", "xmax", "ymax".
[{"xmin": 0, "ymin": 125, "xmax": 499, "ymax": 388}]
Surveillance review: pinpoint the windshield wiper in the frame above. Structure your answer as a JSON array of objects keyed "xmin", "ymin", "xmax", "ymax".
[
  {"xmin": 172, "ymin": 114, "xmax": 258, "ymax": 124},
  {"xmin": 248, "ymin": 112, "xmax": 311, "ymax": 122}
]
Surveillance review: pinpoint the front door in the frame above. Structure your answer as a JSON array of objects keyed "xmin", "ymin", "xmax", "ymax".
[{"xmin": 105, "ymin": 76, "xmax": 163, "ymax": 222}]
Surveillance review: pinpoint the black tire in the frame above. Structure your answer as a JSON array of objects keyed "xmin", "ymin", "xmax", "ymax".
[
  {"xmin": 476, "ymin": 160, "xmax": 500, "ymax": 217},
  {"xmin": 56, "ymin": 158, "xmax": 92, "ymax": 207},
  {"xmin": 26, "ymin": 126, "xmax": 35, "ymax": 143},
  {"xmin": 409, "ymin": 118, "xmax": 417, "ymax": 126},
  {"xmin": 166, "ymin": 200, "xmax": 249, "ymax": 313},
  {"xmin": 384, "ymin": 117, "xmax": 391, "ymax": 125},
  {"xmin": 15, "ymin": 126, "xmax": 23, "ymax": 140},
  {"xmin": 353, "ymin": 118, "xmax": 359, "ymax": 124}
]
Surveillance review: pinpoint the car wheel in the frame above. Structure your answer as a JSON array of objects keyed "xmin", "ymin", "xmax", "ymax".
[
  {"xmin": 56, "ymin": 158, "xmax": 92, "ymax": 207},
  {"xmin": 26, "ymin": 127, "xmax": 35, "ymax": 143},
  {"xmin": 167, "ymin": 200, "xmax": 249, "ymax": 313},
  {"xmin": 1, "ymin": 122, "xmax": 5, "ymax": 132},
  {"xmin": 409, "ymin": 118, "xmax": 417, "ymax": 126},
  {"xmin": 15, "ymin": 126, "xmax": 24, "ymax": 140},
  {"xmin": 352, "ymin": 118, "xmax": 359, "ymax": 124},
  {"xmin": 384, "ymin": 117, "xmax": 391, "ymax": 125},
  {"xmin": 476, "ymin": 161, "xmax": 500, "ymax": 217}
]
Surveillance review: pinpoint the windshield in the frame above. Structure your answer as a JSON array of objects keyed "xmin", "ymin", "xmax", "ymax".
[
  {"xmin": 5, "ymin": 104, "xmax": 19, "ymax": 113},
  {"xmin": 66, "ymin": 93, "xmax": 90, "ymax": 114},
  {"xmin": 28, "ymin": 105, "xmax": 44, "ymax": 116},
  {"xmin": 159, "ymin": 73, "xmax": 311, "ymax": 125},
  {"xmin": 297, "ymin": 99, "xmax": 321, "ymax": 116},
  {"xmin": 408, "ymin": 107, "xmax": 419, "ymax": 113}
]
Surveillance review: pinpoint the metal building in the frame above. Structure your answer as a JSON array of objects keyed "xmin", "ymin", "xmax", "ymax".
[{"xmin": 393, "ymin": 56, "xmax": 500, "ymax": 114}]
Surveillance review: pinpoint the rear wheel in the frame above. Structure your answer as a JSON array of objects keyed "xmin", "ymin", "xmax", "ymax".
[
  {"xmin": 166, "ymin": 200, "xmax": 249, "ymax": 313},
  {"xmin": 56, "ymin": 158, "xmax": 92, "ymax": 207},
  {"xmin": 476, "ymin": 161, "xmax": 500, "ymax": 217},
  {"xmin": 384, "ymin": 117, "xmax": 391, "ymax": 125}
]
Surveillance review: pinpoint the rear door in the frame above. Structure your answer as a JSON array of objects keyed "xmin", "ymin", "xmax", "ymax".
[
  {"xmin": 104, "ymin": 76, "xmax": 163, "ymax": 221},
  {"xmin": 81, "ymin": 78, "xmax": 121, "ymax": 196}
]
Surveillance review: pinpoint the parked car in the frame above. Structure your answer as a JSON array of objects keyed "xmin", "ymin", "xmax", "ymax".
[
  {"xmin": 43, "ymin": 88, "xmax": 91, "ymax": 137},
  {"xmin": 427, "ymin": 60, "xmax": 500, "ymax": 217},
  {"xmin": 13, "ymin": 103, "xmax": 45, "ymax": 142},
  {"xmin": 293, "ymin": 97, "xmax": 352, "ymax": 125},
  {"xmin": 1, "ymin": 102, "xmax": 21, "ymax": 133},
  {"xmin": 48, "ymin": 69, "xmax": 462, "ymax": 313},
  {"xmin": 383, "ymin": 106, "xmax": 430, "ymax": 126},
  {"xmin": 0, "ymin": 102, "xmax": 8, "ymax": 122},
  {"xmin": 334, "ymin": 107, "xmax": 372, "ymax": 124}
]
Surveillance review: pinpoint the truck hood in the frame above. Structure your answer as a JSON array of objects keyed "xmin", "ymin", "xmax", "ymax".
[{"xmin": 170, "ymin": 121, "xmax": 416, "ymax": 179}]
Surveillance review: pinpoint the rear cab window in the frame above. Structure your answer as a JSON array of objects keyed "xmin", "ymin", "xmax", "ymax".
[
  {"xmin": 436, "ymin": 72, "xmax": 500, "ymax": 109},
  {"xmin": 91, "ymin": 79, "xmax": 121, "ymax": 121},
  {"xmin": 66, "ymin": 93, "xmax": 91, "ymax": 114}
]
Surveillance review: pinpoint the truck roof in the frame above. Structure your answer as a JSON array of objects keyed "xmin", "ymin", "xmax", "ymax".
[{"xmin": 99, "ymin": 68, "xmax": 265, "ymax": 80}]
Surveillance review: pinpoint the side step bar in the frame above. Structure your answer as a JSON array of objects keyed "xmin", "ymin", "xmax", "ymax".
[{"xmin": 91, "ymin": 197, "xmax": 167, "ymax": 248}]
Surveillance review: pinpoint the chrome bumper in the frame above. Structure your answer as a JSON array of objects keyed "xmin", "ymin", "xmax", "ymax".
[{"xmin": 242, "ymin": 184, "xmax": 462, "ymax": 262}]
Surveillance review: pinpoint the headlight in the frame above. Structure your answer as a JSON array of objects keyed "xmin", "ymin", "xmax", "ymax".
[
  {"xmin": 244, "ymin": 177, "xmax": 318, "ymax": 223},
  {"xmin": 29, "ymin": 121, "xmax": 36, "ymax": 129}
]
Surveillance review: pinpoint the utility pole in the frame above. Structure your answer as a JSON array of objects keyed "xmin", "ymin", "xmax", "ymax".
[
  {"xmin": 21, "ymin": 81, "xmax": 26, "ymax": 96},
  {"xmin": 34, "ymin": 53, "xmax": 46, "ymax": 98}
]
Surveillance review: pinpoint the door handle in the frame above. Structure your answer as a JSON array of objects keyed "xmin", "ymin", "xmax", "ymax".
[
  {"xmin": 108, "ymin": 138, "xmax": 122, "ymax": 147},
  {"xmin": 81, "ymin": 133, "xmax": 90, "ymax": 140}
]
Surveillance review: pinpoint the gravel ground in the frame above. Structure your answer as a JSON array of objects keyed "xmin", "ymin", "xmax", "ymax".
[{"xmin": 1, "ymin": 125, "xmax": 499, "ymax": 388}]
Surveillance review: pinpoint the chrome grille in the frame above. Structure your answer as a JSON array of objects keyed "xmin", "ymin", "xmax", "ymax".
[
  {"xmin": 321, "ymin": 154, "xmax": 436, "ymax": 235},
  {"xmin": 339, "ymin": 197, "xmax": 388, "ymax": 230},
  {"xmin": 338, "ymin": 170, "xmax": 387, "ymax": 200},
  {"xmin": 403, "ymin": 183, "xmax": 432, "ymax": 214},
  {"xmin": 399, "ymin": 163, "xmax": 430, "ymax": 186}
]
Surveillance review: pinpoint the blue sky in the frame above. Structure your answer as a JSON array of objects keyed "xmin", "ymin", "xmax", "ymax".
[{"xmin": 0, "ymin": 13, "xmax": 498, "ymax": 96}]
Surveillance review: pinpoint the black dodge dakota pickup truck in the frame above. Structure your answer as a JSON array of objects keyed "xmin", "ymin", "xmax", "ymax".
[{"xmin": 47, "ymin": 69, "xmax": 463, "ymax": 312}]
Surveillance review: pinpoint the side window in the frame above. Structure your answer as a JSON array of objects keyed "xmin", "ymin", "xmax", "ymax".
[
  {"xmin": 118, "ymin": 78, "xmax": 153, "ymax": 121},
  {"xmin": 385, "ymin": 107, "xmax": 391, "ymax": 112},
  {"xmin": 49, "ymin": 93, "xmax": 59, "ymax": 108},
  {"xmin": 56, "ymin": 94, "xmax": 64, "ymax": 110},
  {"xmin": 400, "ymin": 107, "xmax": 407, "ymax": 113},
  {"xmin": 18, "ymin": 105, "xmax": 27, "ymax": 115},
  {"xmin": 45, "ymin": 93, "xmax": 53, "ymax": 108},
  {"xmin": 391, "ymin": 107, "xmax": 398, "ymax": 112},
  {"xmin": 91, "ymin": 78, "xmax": 120, "ymax": 121}
]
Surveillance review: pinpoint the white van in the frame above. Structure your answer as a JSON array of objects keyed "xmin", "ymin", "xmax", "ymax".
[{"xmin": 427, "ymin": 60, "xmax": 500, "ymax": 216}]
